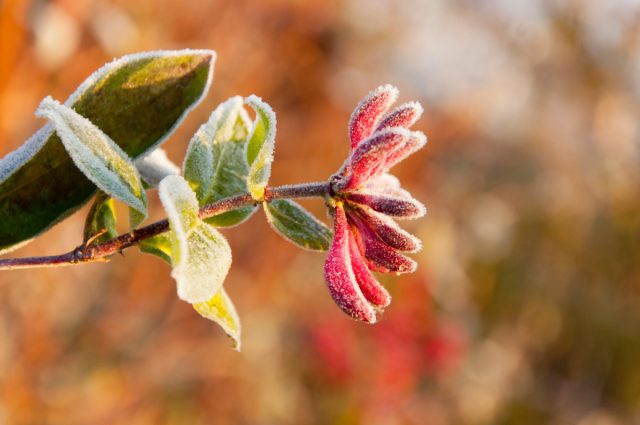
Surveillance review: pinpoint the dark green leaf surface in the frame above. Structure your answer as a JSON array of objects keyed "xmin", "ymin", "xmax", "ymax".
[
  {"xmin": 264, "ymin": 200, "xmax": 333, "ymax": 251},
  {"xmin": 0, "ymin": 50, "xmax": 214, "ymax": 253}
]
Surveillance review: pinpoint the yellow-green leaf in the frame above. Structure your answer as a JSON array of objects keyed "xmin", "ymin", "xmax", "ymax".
[
  {"xmin": 83, "ymin": 192, "xmax": 117, "ymax": 246},
  {"xmin": 244, "ymin": 96, "xmax": 276, "ymax": 201},
  {"xmin": 193, "ymin": 288, "xmax": 241, "ymax": 350},
  {"xmin": 139, "ymin": 233, "xmax": 172, "ymax": 264}
]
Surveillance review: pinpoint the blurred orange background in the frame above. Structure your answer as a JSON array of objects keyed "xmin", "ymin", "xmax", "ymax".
[{"xmin": 1, "ymin": 0, "xmax": 640, "ymax": 424}]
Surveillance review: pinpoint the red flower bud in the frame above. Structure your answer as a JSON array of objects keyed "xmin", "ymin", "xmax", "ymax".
[
  {"xmin": 343, "ymin": 128, "xmax": 426, "ymax": 191},
  {"xmin": 324, "ymin": 205, "xmax": 377, "ymax": 323},
  {"xmin": 347, "ymin": 228, "xmax": 391, "ymax": 308},
  {"xmin": 349, "ymin": 85, "xmax": 398, "ymax": 149},
  {"xmin": 351, "ymin": 206, "xmax": 421, "ymax": 252},
  {"xmin": 350, "ymin": 217, "xmax": 417, "ymax": 274},
  {"xmin": 375, "ymin": 101, "xmax": 423, "ymax": 133},
  {"xmin": 347, "ymin": 191, "xmax": 426, "ymax": 219}
]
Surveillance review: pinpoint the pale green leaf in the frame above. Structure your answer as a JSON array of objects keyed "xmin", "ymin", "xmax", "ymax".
[
  {"xmin": 36, "ymin": 97, "xmax": 147, "ymax": 228},
  {"xmin": 244, "ymin": 96, "xmax": 276, "ymax": 201},
  {"xmin": 193, "ymin": 288, "xmax": 241, "ymax": 350},
  {"xmin": 83, "ymin": 192, "xmax": 117, "ymax": 246},
  {"xmin": 184, "ymin": 97, "xmax": 256, "ymax": 226},
  {"xmin": 158, "ymin": 175, "xmax": 232, "ymax": 303},
  {"xmin": 139, "ymin": 233, "xmax": 172, "ymax": 264},
  {"xmin": 264, "ymin": 200, "xmax": 333, "ymax": 251}
]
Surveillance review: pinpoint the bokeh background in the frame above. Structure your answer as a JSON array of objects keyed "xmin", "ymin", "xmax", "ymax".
[{"xmin": 1, "ymin": 0, "xmax": 639, "ymax": 424}]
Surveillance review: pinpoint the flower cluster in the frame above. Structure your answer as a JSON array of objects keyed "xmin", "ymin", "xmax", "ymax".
[{"xmin": 324, "ymin": 85, "xmax": 427, "ymax": 323}]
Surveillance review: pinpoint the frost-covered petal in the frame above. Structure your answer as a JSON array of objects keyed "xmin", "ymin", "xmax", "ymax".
[
  {"xmin": 351, "ymin": 206, "xmax": 421, "ymax": 252},
  {"xmin": 350, "ymin": 219, "xmax": 417, "ymax": 274},
  {"xmin": 158, "ymin": 175, "xmax": 232, "ymax": 303},
  {"xmin": 346, "ymin": 191, "xmax": 426, "ymax": 219},
  {"xmin": 375, "ymin": 101, "xmax": 423, "ymax": 133},
  {"xmin": 347, "ymin": 229, "xmax": 390, "ymax": 309},
  {"xmin": 349, "ymin": 84, "xmax": 398, "ymax": 149},
  {"xmin": 344, "ymin": 128, "xmax": 425, "ymax": 190},
  {"xmin": 324, "ymin": 205, "xmax": 376, "ymax": 323}
]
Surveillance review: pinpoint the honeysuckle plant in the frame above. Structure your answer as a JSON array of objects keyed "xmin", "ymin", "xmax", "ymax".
[{"xmin": 0, "ymin": 50, "xmax": 427, "ymax": 350}]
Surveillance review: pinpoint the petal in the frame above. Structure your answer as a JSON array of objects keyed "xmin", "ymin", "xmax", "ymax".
[
  {"xmin": 344, "ymin": 128, "xmax": 426, "ymax": 190},
  {"xmin": 324, "ymin": 205, "xmax": 377, "ymax": 323},
  {"xmin": 350, "ymin": 217, "xmax": 417, "ymax": 274},
  {"xmin": 347, "ymin": 228, "xmax": 391, "ymax": 308},
  {"xmin": 349, "ymin": 85, "xmax": 398, "ymax": 149},
  {"xmin": 351, "ymin": 206, "xmax": 421, "ymax": 252},
  {"xmin": 346, "ymin": 191, "xmax": 426, "ymax": 219},
  {"xmin": 375, "ymin": 101, "xmax": 423, "ymax": 133}
]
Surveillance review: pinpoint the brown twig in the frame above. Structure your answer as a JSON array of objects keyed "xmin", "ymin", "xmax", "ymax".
[{"xmin": 0, "ymin": 182, "xmax": 329, "ymax": 271}]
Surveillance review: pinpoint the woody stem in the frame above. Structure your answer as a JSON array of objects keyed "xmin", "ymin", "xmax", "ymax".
[{"xmin": 0, "ymin": 181, "xmax": 329, "ymax": 271}]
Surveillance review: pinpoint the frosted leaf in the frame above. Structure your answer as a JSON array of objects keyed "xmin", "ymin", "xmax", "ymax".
[
  {"xmin": 349, "ymin": 84, "xmax": 398, "ymax": 149},
  {"xmin": 139, "ymin": 233, "xmax": 172, "ymax": 264},
  {"xmin": 184, "ymin": 97, "xmax": 256, "ymax": 227},
  {"xmin": 134, "ymin": 148, "xmax": 179, "ymax": 188},
  {"xmin": 193, "ymin": 288, "xmax": 242, "ymax": 351},
  {"xmin": 83, "ymin": 192, "xmax": 117, "ymax": 246},
  {"xmin": 264, "ymin": 199, "xmax": 333, "ymax": 251},
  {"xmin": 0, "ymin": 49, "xmax": 214, "ymax": 254},
  {"xmin": 158, "ymin": 175, "xmax": 232, "ymax": 303},
  {"xmin": 324, "ymin": 205, "xmax": 376, "ymax": 323},
  {"xmin": 36, "ymin": 97, "xmax": 147, "ymax": 227},
  {"xmin": 244, "ymin": 95, "xmax": 277, "ymax": 201}
]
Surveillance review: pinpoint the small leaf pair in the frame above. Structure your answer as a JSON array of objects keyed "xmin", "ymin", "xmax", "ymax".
[
  {"xmin": 183, "ymin": 95, "xmax": 332, "ymax": 251},
  {"xmin": 157, "ymin": 175, "xmax": 240, "ymax": 350}
]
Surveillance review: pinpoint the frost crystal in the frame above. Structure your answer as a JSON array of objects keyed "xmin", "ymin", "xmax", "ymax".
[{"xmin": 134, "ymin": 148, "xmax": 180, "ymax": 187}]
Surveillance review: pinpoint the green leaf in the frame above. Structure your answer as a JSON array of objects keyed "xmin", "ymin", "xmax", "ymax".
[
  {"xmin": 244, "ymin": 96, "xmax": 276, "ymax": 201},
  {"xmin": 0, "ymin": 49, "xmax": 215, "ymax": 254},
  {"xmin": 139, "ymin": 233, "xmax": 172, "ymax": 264},
  {"xmin": 83, "ymin": 192, "xmax": 117, "ymax": 246},
  {"xmin": 193, "ymin": 288, "xmax": 241, "ymax": 350},
  {"xmin": 158, "ymin": 175, "xmax": 232, "ymax": 303},
  {"xmin": 37, "ymin": 97, "xmax": 148, "ymax": 227},
  {"xmin": 264, "ymin": 199, "xmax": 333, "ymax": 251},
  {"xmin": 183, "ymin": 96, "xmax": 256, "ymax": 227}
]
